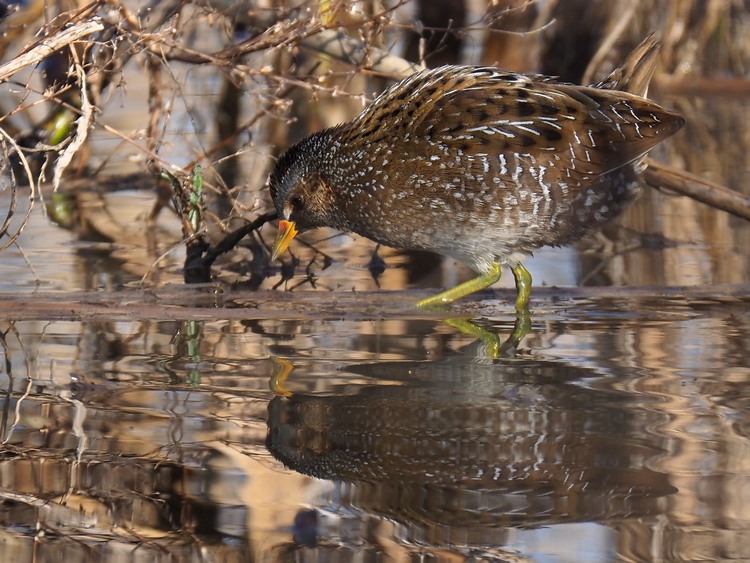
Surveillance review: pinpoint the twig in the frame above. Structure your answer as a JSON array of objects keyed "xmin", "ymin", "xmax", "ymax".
[
  {"xmin": 644, "ymin": 159, "xmax": 750, "ymax": 221},
  {"xmin": 0, "ymin": 128, "xmax": 36, "ymax": 251},
  {"xmin": 52, "ymin": 60, "xmax": 95, "ymax": 191},
  {"xmin": 201, "ymin": 211, "xmax": 278, "ymax": 268},
  {"xmin": 0, "ymin": 19, "xmax": 104, "ymax": 82},
  {"xmin": 300, "ymin": 28, "xmax": 424, "ymax": 77}
]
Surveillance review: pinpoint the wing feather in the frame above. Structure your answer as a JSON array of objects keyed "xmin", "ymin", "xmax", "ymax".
[{"xmin": 351, "ymin": 66, "xmax": 682, "ymax": 185}]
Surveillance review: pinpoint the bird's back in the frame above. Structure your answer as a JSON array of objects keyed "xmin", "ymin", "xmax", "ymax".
[{"xmin": 314, "ymin": 37, "xmax": 685, "ymax": 272}]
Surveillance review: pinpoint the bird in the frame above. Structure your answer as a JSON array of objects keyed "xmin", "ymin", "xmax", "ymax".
[{"xmin": 268, "ymin": 35, "xmax": 685, "ymax": 311}]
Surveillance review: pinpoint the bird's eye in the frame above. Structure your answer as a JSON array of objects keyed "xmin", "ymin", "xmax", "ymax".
[{"xmin": 289, "ymin": 194, "xmax": 304, "ymax": 211}]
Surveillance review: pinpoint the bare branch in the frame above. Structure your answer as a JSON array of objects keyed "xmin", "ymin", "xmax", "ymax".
[
  {"xmin": 644, "ymin": 159, "xmax": 750, "ymax": 221},
  {"xmin": 52, "ymin": 60, "xmax": 96, "ymax": 191},
  {"xmin": 0, "ymin": 128, "xmax": 36, "ymax": 251},
  {"xmin": 300, "ymin": 28, "xmax": 424, "ymax": 77},
  {"xmin": 0, "ymin": 19, "xmax": 104, "ymax": 82}
]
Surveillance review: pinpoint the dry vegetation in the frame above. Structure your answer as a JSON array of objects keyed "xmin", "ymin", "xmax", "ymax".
[{"xmin": 0, "ymin": 0, "xmax": 747, "ymax": 280}]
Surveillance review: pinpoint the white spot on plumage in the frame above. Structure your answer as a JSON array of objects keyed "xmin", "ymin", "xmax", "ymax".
[
  {"xmin": 515, "ymin": 123, "xmax": 541, "ymax": 136},
  {"xmin": 539, "ymin": 116, "xmax": 562, "ymax": 129},
  {"xmin": 534, "ymin": 91, "xmax": 555, "ymax": 102},
  {"xmin": 511, "ymin": 164, "xmax": 523, "ymax": 184},
  {"xmin": 498, "ymin": 154, "xmax": 507, "ymax": 174},
  {"xmin": 470, "ymin": 124, "xmax": 516, "ymax": 138}
]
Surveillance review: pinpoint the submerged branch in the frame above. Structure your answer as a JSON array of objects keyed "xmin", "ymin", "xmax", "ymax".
[
  {"xmin": 201, "ymin": 211, "xmax": 278, "ymax": 268},
  {"xmin": 164, "ymin": 167, "xmax": 277, "ymax": 283}
]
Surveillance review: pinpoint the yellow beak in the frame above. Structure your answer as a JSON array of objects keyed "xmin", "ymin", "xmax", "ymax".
[{"xmin": 271, "ymin": 220, "xmax": 298, "ymax": 261}]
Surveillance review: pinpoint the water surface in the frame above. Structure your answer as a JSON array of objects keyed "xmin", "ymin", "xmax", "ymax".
[{"xmin": 1, "ymin": 286, "xmax": 749, "ymax": 561}]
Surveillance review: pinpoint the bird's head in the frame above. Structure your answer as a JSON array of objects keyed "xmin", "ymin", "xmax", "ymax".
[{"xmin": 268, "ymin": 133, "xmax": 340, "ymax": 260}]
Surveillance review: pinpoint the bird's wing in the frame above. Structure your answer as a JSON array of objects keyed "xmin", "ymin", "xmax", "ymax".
[{"xmin": 360, "ymin": 66, "xmax": 683, "ymax": 182}]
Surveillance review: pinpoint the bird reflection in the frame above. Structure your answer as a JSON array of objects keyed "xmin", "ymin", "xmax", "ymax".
[{"xmin": 266, "ymin": 354, "xmax": 677, "ymax": 544}]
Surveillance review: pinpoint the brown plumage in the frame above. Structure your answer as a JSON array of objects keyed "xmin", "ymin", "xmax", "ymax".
[{"xmin": 269, "ymin": 35, "xmax": 685, "ymax": 309}]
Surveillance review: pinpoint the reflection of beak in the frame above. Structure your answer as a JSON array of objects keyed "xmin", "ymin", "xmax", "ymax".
[{"xmin": 271, "ymin": 220, "xmax": 298, "ymax": 261}]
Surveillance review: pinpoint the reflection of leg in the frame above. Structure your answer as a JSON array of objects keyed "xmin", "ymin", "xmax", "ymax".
[
  {"xmin": 445, "ymin": 311, "xmax": 532, "ymax": 359},
  {"xmin": 500, "ymin": 311, "xmax": 532, "ymax": 357},
  {"xmin": 269, "ymin": 357, "xmax": 295, "ymax": 396},
  {"xmin": 445, "ymin": 318, "xmax": 504, "ymax": 359},
  {"xmin": 416, "ymin": 262, "xmax": 502, "ymax": 308},
  {"xmin": 511, "ymin": 262, "xmax": 532, "ymax": 312}
]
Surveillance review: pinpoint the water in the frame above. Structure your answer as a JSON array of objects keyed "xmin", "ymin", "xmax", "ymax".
[{"xmin": 1, "ymin": 281, "xmax": 749, "ymax": 561}]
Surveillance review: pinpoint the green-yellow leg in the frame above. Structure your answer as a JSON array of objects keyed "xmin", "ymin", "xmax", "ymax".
[
  {"xmin": 511, "ymin": 262, "xmax": 532, "ymax": 312},
  {"xmin": 415, "ymin": 261, "xmax": 533, "ymax": 310},
  {"xmin": 420, "ymin": 261, "xmax": 533, "ymax": 357},
  {"xmin": 416, "ymin": 262, "xmax": 502, "ymax": 308}
]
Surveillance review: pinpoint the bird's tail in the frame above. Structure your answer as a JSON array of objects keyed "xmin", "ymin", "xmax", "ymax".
[{"xmin": 593, "ymin": 33, "xmax": 660, "ymax": 97}]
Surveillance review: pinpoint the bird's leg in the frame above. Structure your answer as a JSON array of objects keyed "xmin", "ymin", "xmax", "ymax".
[
  {"xmin": 416, "ymin": 262, "xmax": 503, "ymax": 308},
  {"xmin": 511, "ymin": 262, "xmax": 532, "ymax": 312}
]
